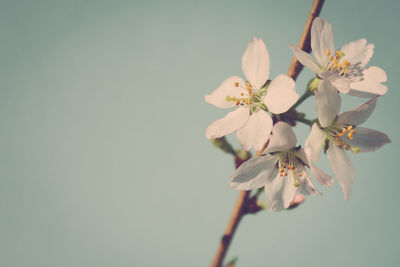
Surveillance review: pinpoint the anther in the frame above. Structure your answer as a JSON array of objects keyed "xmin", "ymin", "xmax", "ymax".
[
  {"xmin": 342, "ymin": 60, "xmax": 350, "ymax": 68},
  {"xmin": 326, "ymin": 49, "xmax": 331, "ymax": 56},
  {"xmin": 234, "ymin": 82, "xmax": 239, "ymax": 87}
]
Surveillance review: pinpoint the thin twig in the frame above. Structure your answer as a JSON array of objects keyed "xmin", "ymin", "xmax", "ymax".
[
  {"xmin": 211, "ymin": 1, "xmax": 325, "ymax": 266},
  {"xmin": 288, "ymin": 0, "xmax": 325, "ymax": 80}
]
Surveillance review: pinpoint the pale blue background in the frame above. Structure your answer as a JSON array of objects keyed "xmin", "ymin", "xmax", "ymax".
[{"xmin": 0, "ymin": 0, "xmax": 399, "ymax": 266}]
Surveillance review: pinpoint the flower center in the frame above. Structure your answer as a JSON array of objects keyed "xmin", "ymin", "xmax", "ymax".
[
  {"xmin": 226, "ymin": 81, "xmax": 267, "ymax": 113},
  {"xmin": 327, "ymin": 124, "xmax": 360, "ymax": 153},
  {"xmin": 325, "ymin": 49, "xmax": 351, "ymax": 76},
  {"xmin": 278, "ymin": 152, "xmax": 301, "ymax": 187}
]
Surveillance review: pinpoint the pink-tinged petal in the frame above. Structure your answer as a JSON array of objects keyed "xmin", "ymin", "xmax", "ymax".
[
  {"xmin": 315, "ymin": 80, "xmax": 342, "ymax": 127},
  {"xmin": 287, "ymin": 194, "xmax": 306, "ymax": 209},
  {"xmin": 205, "ymin": 107, "xmax": 249, "ymax": 139},
  {"xmin": 236, "ymin": 110, "xmax": 273, "ymax": 151},
  {"xmin": 289, "ymin": 45, "xmax": 321, "ymax": 73},
  {"xmin": 311, "ymin": 17, "xmax": 335, "ymax": 66},
  {"xmin": 205, "ymin": 76, "xmax": 247, "ymax": 108},
  {"xmin": 310, "ymin": 164, "xmax": 334, "ymax": 187},
  {"xmin": 349, "ymin": 66, "xmax": 388, "ymax": 97},
  {"xmin": 327, "ymin": 144, "xmax": 355, "ymax": 200},
  {"xmin": 341, "ymin": 39, "xmax": 374, "ymax": 68},
  {"xmin": 229, "ymin": 155, "xmax": 279, "ymax": 190},
  {"xmin": 305, "ymin": 123, "xmax": 326, "ymax": 163},
  {"xmin": 242, "ymin": 37, "xmax": 270, "ymax": 89},
  {"xmin": 264, "ymin": 74, "xmax": 299, "ymax": 114},
  {"xmin": 337, "ymin": 96, "xmax": 377, "ymax": 126},
  {"xmin": 346, "ymin": 127, "xmax": 391, "ymax": 153},
  {"xmin": 264, "ymin": 122, "xmax": 297, "ymax": 154},
  {"xmin": 265, "ymin": 172, "xmax": 298, "ymax": 211}
]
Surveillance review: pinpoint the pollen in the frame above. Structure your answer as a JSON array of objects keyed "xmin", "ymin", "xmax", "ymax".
[
  {"xmin": 326, "ymin": 49, "xmax": 331, "ymax": 56},
  {"xmin": 234, "ymin": 82, "xmax": 239, "ymax": 87}
]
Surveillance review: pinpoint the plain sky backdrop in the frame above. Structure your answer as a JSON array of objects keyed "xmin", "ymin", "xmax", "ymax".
[{"xmin": 0, "ymin": 0, "xmax": 399, "ymax": 266}]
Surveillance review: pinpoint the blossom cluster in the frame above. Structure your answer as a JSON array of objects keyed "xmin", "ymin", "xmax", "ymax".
[{"xmin": 205, "ymin": 18, "xmax": 390, "ymax": 211}]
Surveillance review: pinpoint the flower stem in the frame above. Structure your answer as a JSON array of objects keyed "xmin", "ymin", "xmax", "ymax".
[
  {"xmin": 288, "ymin": 89, "xmax": 313, "ymax": 113},
  {"xmin": 295, "ymin": 117, "xmax": 315, "ymax": 127}
]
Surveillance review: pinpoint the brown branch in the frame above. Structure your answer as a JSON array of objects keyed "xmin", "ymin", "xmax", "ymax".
[
  {"xmin": 211, "ymin": 1, "xmax": 325, "ymax": 266},
  {"xmin": 288, "ymin": 0, "xmax": 325, "ymax": 80}
]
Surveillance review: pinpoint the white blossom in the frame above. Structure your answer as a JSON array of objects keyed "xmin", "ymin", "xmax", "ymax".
[
  {"xmin": 205, "ymin": 38, "xmax": 298, "ymax": 151},
  {"xmin": 305, "ymin": 97, "xmax": 391, "ymax": 199},
  {"xmin": 230, "ymin": 122, "xmax": 320, "ymax": 211}
]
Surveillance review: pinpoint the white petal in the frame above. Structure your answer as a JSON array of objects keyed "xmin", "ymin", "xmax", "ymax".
[
  {"xmin": 310, "ymin": 164, "xmax": 334, "ymax": 187},
  {"xmin": 205, "ymin": 107, "xmax": 249, "ymax": 139},
  {"xmin": 349, "ymin": 66, "xmax": 388, "ymax": 97},
  {"xmin": 294, "ymin": 148, "xmax": 310, "ymax": 167},
  {"xmin": 264, "ymin": 122, "xmax": 297, "ymax": 154},
  {"xmin": 305, "ymin": 123, "xmax": 326, "ymax": 163},
  {"xmin": 205, "ymin": 76, "xmax": 247, "ymax": 108},
  {"xmin": 264, "ymin": 74, "xmax": 299, "ymax": 114},
  {"xmin": 289, "ymin": 45, "xmax": 321, "ymax": 73},
  {"xmin": 297, "ymin": 169, "xmax": 321, "ymax": 196},
  {"xmin": 337, "ymin": 96, "xmax": 377, "ymax": 126},
  {"xmin": 311, "ymin": 17, "xmax": 335, "ymax": 67},
  {"xmin": 236, "ymin": 110, "xmax": 273, "ymax": 151},
  {"xmin": 346, "ymin": 127, "xmax": 391, "ymax": 153},
  {"xmin": 328, "ymin": 74, "xmax": 351, "ymax": 94},
  {"xmin": 315, "ymin": 80, "xmax": 341, "ymax": 127},
  {"xmin": 241, "ymin": 37, "xmax": 270, "ymax": 89},
  {"xmin": 264, "ymin": 173, "xmax": 297, "ymax": 211},
  {"xmin": 327, "ymin": 144, "xmax": 355, "ymax": 200},
  {"xmin": 229, "ymin": 155, "xmax": 279, "ymax": 190},
  {"xmin": 341, "ymin": 39, "xmax": 374, "ymax": 68}
]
